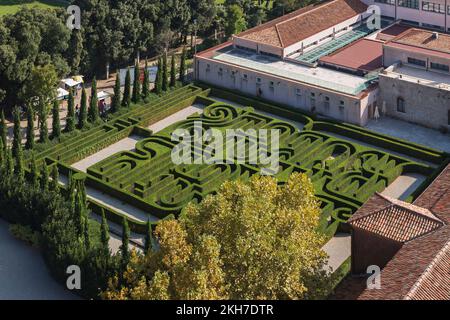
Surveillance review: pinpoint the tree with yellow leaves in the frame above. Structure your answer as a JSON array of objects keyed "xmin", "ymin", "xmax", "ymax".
[{"xmin": 102, "ymin": 173, "xmax": 330, "ymax": 300}]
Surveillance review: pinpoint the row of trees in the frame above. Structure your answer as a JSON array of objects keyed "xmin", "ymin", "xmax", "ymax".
[
  {"xmin": 0, "ymin": 121, "xmax": 151, "ymax": 297},
  {"xmin": 0, "ymin": 0, "xmax": 316, "ymax": 114}
]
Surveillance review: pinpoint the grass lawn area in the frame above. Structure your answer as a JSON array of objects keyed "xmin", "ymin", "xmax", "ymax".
[{"xmin": 0, "ymin": 0, "xmax": 66, "ymax": 16}]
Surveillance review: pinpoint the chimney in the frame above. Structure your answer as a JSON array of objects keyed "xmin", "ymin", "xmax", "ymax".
[{"xmin": 432, "ymin": 32, "xmax": 439, "ymax": 40}]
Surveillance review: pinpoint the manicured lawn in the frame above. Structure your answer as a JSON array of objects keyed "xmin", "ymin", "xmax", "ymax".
[{"xmin": 0, "ymin": 0, "xmax": 66, "ymax": 16}]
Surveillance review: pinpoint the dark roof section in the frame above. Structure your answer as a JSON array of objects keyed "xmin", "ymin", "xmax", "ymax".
[{"xmin": 236, "ymin": 0, "xmax": 368, "ymax": 48}]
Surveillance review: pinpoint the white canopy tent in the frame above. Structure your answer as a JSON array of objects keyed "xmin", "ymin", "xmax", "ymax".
[{"xmin": 56, "ymin": 88, "xmax": 69, "ymax": 101}]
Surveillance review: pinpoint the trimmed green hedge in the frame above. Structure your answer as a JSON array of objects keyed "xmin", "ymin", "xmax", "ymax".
[{"xmin": 29, "ymin": 83, "xmax": 448, "ymax": 236}]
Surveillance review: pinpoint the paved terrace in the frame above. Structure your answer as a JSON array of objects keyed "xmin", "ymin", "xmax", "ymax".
[
  {"xmin": 383, "ymin": 64, "xmax": 450, "ymax": 91},
  {"xmin": 213, "ymin": 47, "xmax": 370, "ymax": 95}
]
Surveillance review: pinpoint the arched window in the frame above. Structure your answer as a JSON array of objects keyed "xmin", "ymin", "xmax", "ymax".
[{"xmin": 397, "ymin": 97, "xmax": 406, "ymax": 113}]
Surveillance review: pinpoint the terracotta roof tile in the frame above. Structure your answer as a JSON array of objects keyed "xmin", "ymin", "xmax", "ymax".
[
  {"xmin": 357, "ymin": 226, "xmax": 450, "ymax": 300},
  {"xmin": 237, "ymin": 0, "xmax": 368, "ymax": 48},
  {"xmin": 349, "ymin": 193, "xmax": 444, "ymax": 242},
  {"xmin": 389, "ymin": 28, "xmax": 450, "ymax": 54}
]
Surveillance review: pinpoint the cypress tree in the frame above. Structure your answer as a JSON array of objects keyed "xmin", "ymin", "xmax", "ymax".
[
  {"xmin": 5, "ymin": 148, "xmax": 13, "ymax": 176},
  {"xmin": 30, "ymin": 153, "xmax": 39, "ymax": 188},
  {"xmin": 100, "ymin": 209, "xmax": 110, "ymax": 257},
  {"xmin": 84, "ymin": 218, "xmax": 90, "ymax": 251},
  {"xmin": 162, "ymin": 53, "xmax": 168, "ymax": 91},
  {"xmin": 25, "ymin": 107, "xmax": 35, "ymax": 150},
  {"xmin": 40, "ymin": 162, "xmax": 49, "ymax": 192},
  {"xmin": 0, "ymin": 110, "xmax": 7, "ymax": 150},
  {"xmin": 132, "ymin": 62, "xmax": 141, "ymax": 103},
  {"xmin": 88, "ymin": 77, "xmax": 99, "ymax": 122},
  {"xmin": 155, "ymin": 58, "xmax": 163, "ymax": 95},
  {"xmin": 52, "ymin": 100, "xmax": 61, "ymax": 139},
  {"xmin": 122, "ymin": 69, "xmax": 131, "ymax": 107},
  {"xmin": 50, "ymin": 165, "xmax": 59, "ymax": 192},
  {"xmin": 179, "ymin": 46, "xmax": 187, "ymax": 83},
  {"xmin": 120, "ymin": 217, "xmax": 130, "ymax": 269},
  {"xmin": 144, "ymin": 219, "xmax": 152, "ymax": 255},
  {"xmin": 39, "ymin": 106, "xmax": 48, "ymax": 144},
  {"xmin": 111, "ymin": 74, "xmax": 121, "ymax": 113},
  {"xmin": 170, "ymin": 54, "xmax": 176, "ymax": 87},
  {"xmin": 66, "ymin": 89, "xmax": 75, "ymax": 132},
  {"xmin": 14, "ymin": 137, "xmax": 24, "ymax": 181},
  {"xmin": 12, "ymin": 107, "xmax": 21, "ymax": 159},
  {"xmin": 79, "ymin": 86, "xmax": 88, "ymax": 129},
  {"xmin": 0, "ymin": 138, "xmax": 3, "ymax": 168},
  {"xmin": 142, "ymin": 60, "xmax": 149, "ymax": 99}
]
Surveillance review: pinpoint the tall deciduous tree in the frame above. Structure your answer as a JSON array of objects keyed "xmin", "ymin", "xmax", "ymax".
[
  {"xmin": 79, "ymin": 86, "xmax": 88, "ymax": 129},
  {"xmin": 122, "ymin": 69, "xmax": 131, "ymax": 107},
  {"xmin": 102, "ymin": 173, "xmax": 330, "ymax": 300},
  {"xmin": 52, "ymin": 100, "xmax": 61, "ymax": 140},
  {"xmin": 25, "ymin": 107, "xmax": 35, "ymax": 150},
  {"xmin": 132, "ymin": 63, "xmax": 141, "ymax": 103},
  {"xmin": 225, "ymin": 4, "xmax": 247, "ymax": 38},
  {"xmin": 88, "ymin": 77, "xmax": 99, "ymax": 122}
]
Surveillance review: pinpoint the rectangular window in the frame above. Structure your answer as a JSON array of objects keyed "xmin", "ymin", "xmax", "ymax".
[
  {"xmin": 296, "ymin": 88, "xmax": 302, "ymax": 96},
  {"xmin": 324, "ymin": 97, "xmax": 330, "ymax": 112},
  {"xmin": 407, "ymin": 57, "xmax": 426, "ymax": 67},
  {"xmin": 398, "ymin": 0, "xmax": 419, "ymax": 9},
  {"xmin": 430, "ymin": 62, "xmax": 449, "ymax": 72},
  {"xmin": 243, "ymin": 74, "xmax": 248, "ymax": 81},
  {"xmin": 397, "ymin": 98, "xmax": 406, "ymax": 113},
  {"xmin": 422, "ymin": 1, "xmax": 445, "ymax": 14}
]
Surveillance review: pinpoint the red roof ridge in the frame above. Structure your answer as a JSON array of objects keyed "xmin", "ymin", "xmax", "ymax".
[
  {"xmin": 377, "ymin": 193, "xmax": 443, "ymax": 224},
  {"xmin": 404, "ymin": 240, "xmax": 450, "ymax": 300}
]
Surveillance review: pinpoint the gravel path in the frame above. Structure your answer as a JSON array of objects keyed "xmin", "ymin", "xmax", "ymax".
[
  {"xmin": 322, "ymin": 233, "xmax": 351, "ymax": 272},
  {"xmin": 148, "ymin": 104, "xmax": 205, "ymax": 133},
  {"xmin": 72, "ymin": 135, "xmax": 143, "ymax": 172},
  {"xmin": 367, "ymin": 117, "xmax": 450, "ymax": 153},
  {"xmin": 0, "ymin": 219, "xmax": 79, "ymax": 300},
  {"xmin": 381, "ymin": 173, "xmax": 426, "ymax": 201}
]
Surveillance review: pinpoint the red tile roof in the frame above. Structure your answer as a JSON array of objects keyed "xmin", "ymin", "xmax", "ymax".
[
  {"xmin": 335, "ymin": 164, "xmax": 450, "ymax": 300},
  {"xmin": 319, "ymin": 39, "xmax": 384, "ymax": 72},
  {"xmin": 349, "ymin": 194, "xmax": 444, "ymax": 243},
  {"xmin": 236, "ymin": 0, "xmax": 368, "ymax": 48},
  {"xmin": 357, "ymin": 226, "xmax": 450, "ymax": 300}
]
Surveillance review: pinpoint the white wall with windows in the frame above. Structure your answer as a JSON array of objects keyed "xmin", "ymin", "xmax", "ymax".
[{"xmin": 195, "ymin": 58, "xmax": 371, "ymax": 126}]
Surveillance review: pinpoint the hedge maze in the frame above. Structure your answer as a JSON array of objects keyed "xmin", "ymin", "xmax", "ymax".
[{"xmin": 28, "ymin": 84, "xmax": 449, "ymax": 236}]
